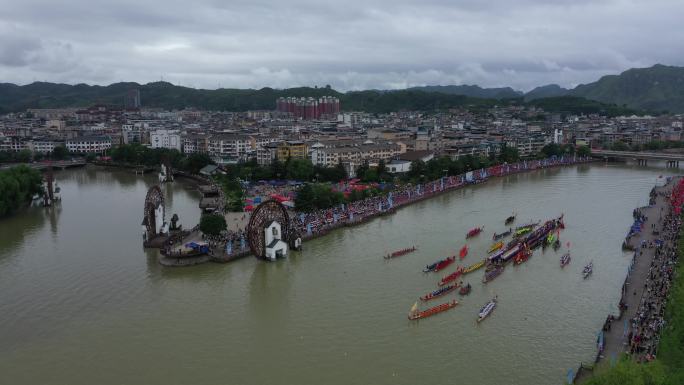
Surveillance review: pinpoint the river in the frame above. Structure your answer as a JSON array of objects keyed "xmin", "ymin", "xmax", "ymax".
[{"xmin": 0, "ymin": 163, "xmax": 672, "ymax": 385}]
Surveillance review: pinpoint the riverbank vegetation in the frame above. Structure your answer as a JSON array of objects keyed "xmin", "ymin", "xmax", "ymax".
[
  {"xmin": 0, "ymin": 165, "xmax": 43, "ymax": 217},
  {"xmin": 108, "ymin": 143, "xmax": 214, "ymax": 174},
  {"xmin": 584, "ymin": 215, "xmax": 684, "ymax": 385},
  {"xmin": 607, "ymin": 140, "xmax": 684, "ymax": 153}
]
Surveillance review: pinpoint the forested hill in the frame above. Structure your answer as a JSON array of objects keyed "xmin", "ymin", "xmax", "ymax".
[{"xmin": 0, "ymin": 75, "xmax": 659, "ymax": 116}]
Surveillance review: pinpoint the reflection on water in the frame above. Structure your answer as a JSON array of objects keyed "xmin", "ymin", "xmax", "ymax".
[{"xmin": 0, "ymin": 164, "xmax": 673, "ymax": 385}]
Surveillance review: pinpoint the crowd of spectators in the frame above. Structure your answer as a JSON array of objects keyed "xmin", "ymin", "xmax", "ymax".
[{"xmin": 627, "ymin": 185, "xmax": 681, "ymax": 362}]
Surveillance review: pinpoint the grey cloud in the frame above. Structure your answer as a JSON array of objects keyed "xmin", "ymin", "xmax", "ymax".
[{"xmin": 0, "ymin": 0, "xmax": 682, "ymax": 91}]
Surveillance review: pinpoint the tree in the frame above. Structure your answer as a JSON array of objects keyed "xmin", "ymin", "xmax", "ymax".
[
  {"xmin": 294, "ymin": 184, "xmax": 315, "ymax": 212},
  {"xmin": 199, "ymin": 214, "xmax": 227, "ymax": 236},
  {"xmin": 16, "ymin": 149, "xmax": 32, "ymax": 163},
  {"xmin": 0, "ymin": 165, "xmax": 43, "ymax": 217},
  {"xmin": 611, "ymin": 141, "xmax": 629, "ymax": 151},
  {"xmin": 182, "ymin": 153, "xmax": 213, "ymax": 174},
  {"xmin": 286, "ymin": 158, "xmax": 314, "ymax": 181},
  {"xmin": 576, "ymin": 145, "xmax": 591, "ymax": 157},
  {"xmin": 498, "ymin": 143, "xmax": 520, "ymax": 163},
  {"xmin": 51, "ymin": 146, "xmax": 69, "ymax": 160}
]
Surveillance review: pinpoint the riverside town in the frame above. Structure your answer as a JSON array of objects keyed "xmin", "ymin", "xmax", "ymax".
[
  {"xmin": 3, "ymin": 1, "xmax": 684, "ymax": 383},
  {"xmin": 3, "ymin": 92, "xmax": 684, "ymax": 385}
]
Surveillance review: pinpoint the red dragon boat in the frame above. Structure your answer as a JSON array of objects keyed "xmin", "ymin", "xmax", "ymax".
[
  {"xmin": 439, "ymin": 267, "xmax": 464, "ymax": 286},
  {"xmin": 434, "ymin": 256, "xmax": 456, "ymax": 272},
  {"xmin": 466, "ymin": 227, "xmax": 484, "ymax": 239},
  {"xmin": 408, "ymin": 300, "xmax": 458, "ymax": 320},
  {"xmin": 459, "ymin": 245, "xmax": 469, "ymax": 259},
  {"xmin": 384, "ymin": 246, "xmax": 417, "ymax": 259}
]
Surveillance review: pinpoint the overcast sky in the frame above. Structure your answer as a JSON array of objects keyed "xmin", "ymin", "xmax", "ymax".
[{"xmin": 0, "ymin": 0, "xmax": 681, "ymax": 91}]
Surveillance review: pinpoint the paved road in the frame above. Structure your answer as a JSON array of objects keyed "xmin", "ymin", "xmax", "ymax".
[{"xmin": 575, "ymin": 178, "xmax": 675, "ymax": 382}]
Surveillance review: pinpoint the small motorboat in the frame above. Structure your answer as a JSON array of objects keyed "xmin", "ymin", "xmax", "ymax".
[
  {"xmin": 423, "ymin": 262, "xmax": 438, "ymax": 273},
  {"xmin": 420, "ymin": 284, "xmax": 459, "ymax": 301},
  {"xmin": 477, "ymin": 297, "xmax": 497, "ymax": 322},
  {"xmin": 492, "ymin": 228, "xmax": 512, "ymax": 240},
  {"xmin": 583, "ymin": 261, "xmax": 593, "ymax": 279},
  {"xmin": 459, "ymin": 245, "xmax": 469, "ymax": 259},
  {"xmin": 560, "ymin": 252, "xmax": 571, "ymax": 268},
  {"xmin": 459, "ymin": 283, "xmax": 472, "ymax": 296},
  {"xmin": 488, "ymin": 241, "xmax": 504, "ymax": 254},
  {"xmin": 505, "ymin": 213, "xmax": 516, "ymax": 225},
  {"xmin": 408, "ymin": 300, "xmax": 458, "ymax": 320},
  {"xmin": 466, "ymin": 227, "xmax": 484, "ymax": 239}
]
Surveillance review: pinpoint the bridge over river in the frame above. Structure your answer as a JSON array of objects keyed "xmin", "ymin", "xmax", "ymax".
[
  {"xmin": 591, "ymin": 149, "xmax": 684, "ymax": 167},
  {"xmin": 0, "ymin": 159, "xmax": 87, "ymax": 171}
]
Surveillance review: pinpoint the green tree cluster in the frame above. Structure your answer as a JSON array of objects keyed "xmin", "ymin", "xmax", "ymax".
[
  {"xmin": 577, "ymin": 145, "xmax": 591, "ymax": 157},
  {"xmin": 213, "ymin": 174, "xmax": 245, "ymax": 212},
  {"xmin": 294, "ymin": 183, "xmax": 345, "ymax": 212},
  {"xmin": 199, "ymin": 214, "xmax": 227, "ymax": 236},
  {"xmin": 404, "ymin": 154, "xmax": 509, "ymax": 183},
  {"xmin": 0, "ymin": 149, "xmax": 32, "ymax": 164},
  {"xmin": 538, "ymin": 143, "xmax": 577, "ymax": 158},
  {"xmin": 0, "ymin": 165, "xmax": 43, "ymax": 217}
]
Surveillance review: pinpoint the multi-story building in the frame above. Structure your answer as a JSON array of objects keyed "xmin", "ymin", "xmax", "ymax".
[
  {"xmin": 66, "ymin": 136, "xmax": 112, "ymax": 154},
  {"xmin": 29, "ymin": 138, "xmax": 65, "ymax": 153},
  {"xmin": 310, "ymin": 143, "xmax": 401, "ymax": 168},
  {"xmin": 277, "ymin": 141, "xmax": 308, "ymax": 160},
  {"xmin": 257, "ymin": 143, "xmax": 279, "ymax": 166},
  {"xmin": 150, "ymin": 129, "xmax": 181, "ymax": 151},
  {"xmin": 208, "ymin": 134, "xmax": 252, "ymax": 163},
  {"xmin": 183, "ymin": 134, "xmax": 211, "ymax": 154},
  {"xmin": 276, "ymin": 96, "xmax": 340, "ymax": 120},
  {"xmin": 125, "ymin": 89, "xmax": 141, "ymax": 109}
]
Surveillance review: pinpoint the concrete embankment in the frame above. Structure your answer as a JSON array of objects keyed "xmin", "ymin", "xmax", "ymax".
[{"xmin": 573, "ymin": 177, "xmax": 677, "ymax": 383}]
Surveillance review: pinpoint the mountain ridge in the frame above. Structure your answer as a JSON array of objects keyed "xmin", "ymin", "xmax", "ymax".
[{"xmin": 1, "ymin": 64, "xmax": 682, "ymax": 113}]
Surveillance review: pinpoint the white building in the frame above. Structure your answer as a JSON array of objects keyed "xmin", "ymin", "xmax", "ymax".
[
  {"xmin": 208, "ymin": 134, "xmax": 251, "ymax": 162},
  {"xmin": 150, "ymin": 129, "xmax": 181, "ymax": 151},
  {"xmin": 387, "ymin": 159, "xmax": 412, "ymax": 174},
  {"xmin": 30, "ymin": 138, "xmax": 65, "ymax": 153},
  {"xmin": 66, "ymin": 136, "xmax": 112, "ymax": 154},
  {"xmin": 264, "ymin": 221, "xmax": 288, "ymax": 261}
]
